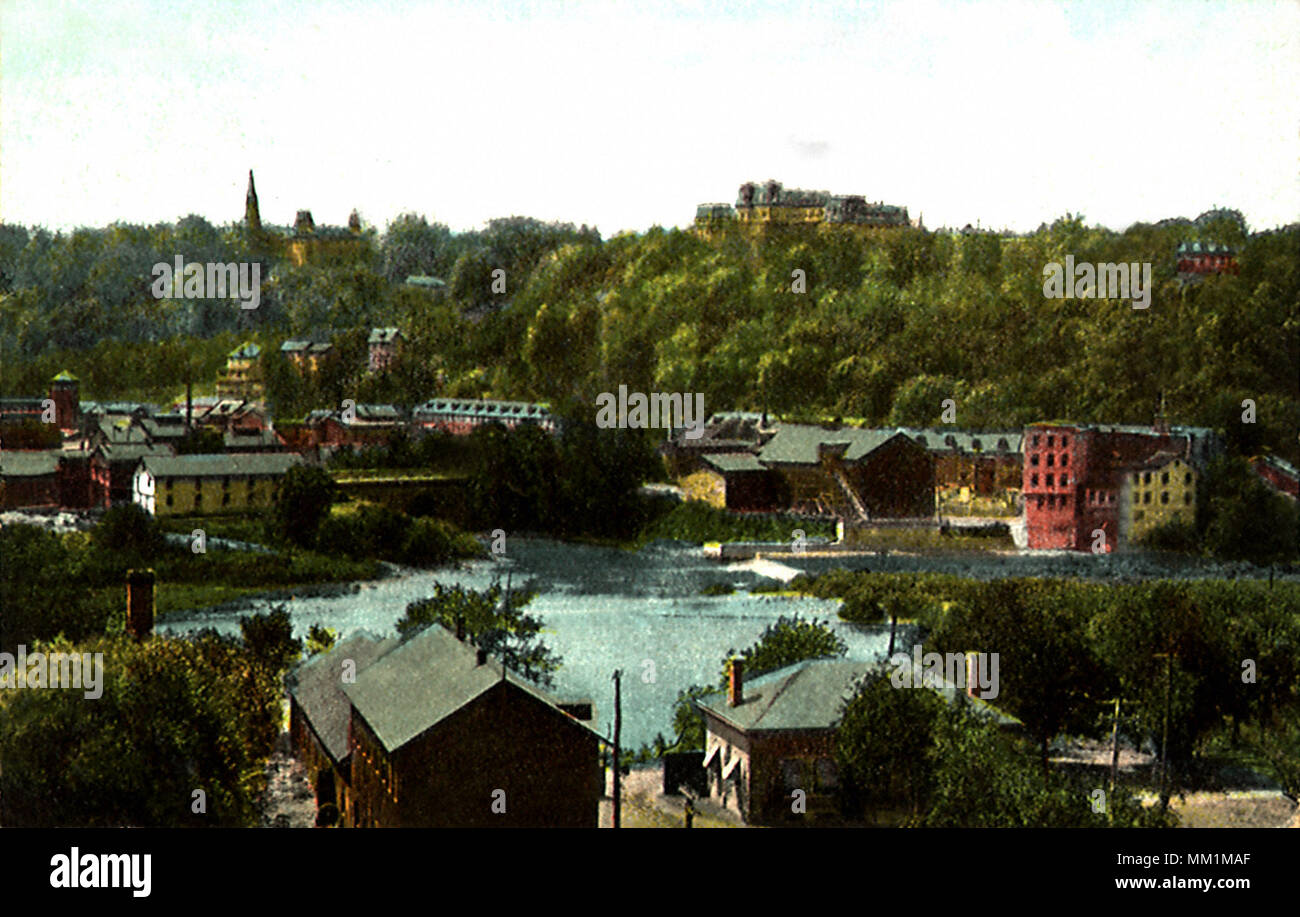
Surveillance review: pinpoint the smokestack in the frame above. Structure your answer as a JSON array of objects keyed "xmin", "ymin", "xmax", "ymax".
[
  {"xmin": 126, "ymin": 569, "xmax": 155, "ymax": 640},
  {"xmin": 728, "ymin": 658, "xmax": 744, "ymax": 707}
]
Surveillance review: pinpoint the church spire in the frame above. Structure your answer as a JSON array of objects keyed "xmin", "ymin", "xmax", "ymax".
[{"xmin": 245, "ymin": 169, "xmax": 261, "ymax": 233}]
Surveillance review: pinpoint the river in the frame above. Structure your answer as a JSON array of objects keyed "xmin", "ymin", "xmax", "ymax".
[{"xmin": 155, "ymin": 537, "xmax": 1294, "ymax": 749}]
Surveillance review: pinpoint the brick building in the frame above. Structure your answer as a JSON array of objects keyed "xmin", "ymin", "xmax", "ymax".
[
  {"xmin": 339, "ymin": 625, "xmax": 602, "ymax": 828},
  {"xmin": 1022, "ymin": 422, "xmax": 1220, "ymax": 552}
]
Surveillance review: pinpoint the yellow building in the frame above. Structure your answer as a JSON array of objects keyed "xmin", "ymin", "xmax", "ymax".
[
  {"xmin": 1119, "ymin": 453, "xmax": 1197, "ymax": 544},
  {"xmin": 132, "ymin": 453, "xmax": 302, "ymax": 516},
  {"xmin": 216, "ymin": 341, "xmax": 265, "ymax": 400},
  {"xmin": 693, "ymin": 180, "xmax": 912, "ymax": 235}
]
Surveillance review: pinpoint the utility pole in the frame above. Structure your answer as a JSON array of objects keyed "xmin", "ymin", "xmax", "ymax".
[{"xmin": 612, "ymin": 669, "xmax": 622, "ymax": 829}]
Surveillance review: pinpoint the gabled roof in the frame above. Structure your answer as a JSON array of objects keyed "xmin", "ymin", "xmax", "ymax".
[
  {"xmin": 757, "ymin": 423, "xmax": 913, "ymax": 465},
  {"xmin": 342, "ymin": 625, "xmax": 600, "ymax": 754},
  {"xmin": 703, "ymin": 452, "xmax": 767, "ymax": 474},
  {"xmin": 229, "ymin": 342, "xmax": 261, "ymax": 360},
  {"xmin": 138, "ymin": 452, "xmax": 301, "ymax": 478},
  {"xmin": 694, "ymin": 658, "xmax": 1019, "ymax": 733},
  {"xmin": 290, "ymin": 631, "xmax": 400, "ymax": 765},
  {"xmin": 0, "ymin": 451, "xmax": 59, "ymax": 477}
]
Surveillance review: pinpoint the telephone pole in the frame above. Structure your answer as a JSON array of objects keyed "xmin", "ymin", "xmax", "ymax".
[{"xmin": 612, "ymin": 669, "xmax": 622, "ymax": 829}]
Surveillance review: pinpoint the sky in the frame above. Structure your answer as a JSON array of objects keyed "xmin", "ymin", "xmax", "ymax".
[{"xmin": 2, "ymin": 0, "xmax": 1298, "ymax": 236}]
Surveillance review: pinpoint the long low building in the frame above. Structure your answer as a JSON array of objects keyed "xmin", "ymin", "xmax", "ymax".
[{"xmin": 132, "ymin": 452, "xmax": 302, "ymax": 516}]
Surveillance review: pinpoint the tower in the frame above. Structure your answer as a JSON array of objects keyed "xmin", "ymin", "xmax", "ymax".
[
  {"xmin": 245, "ymin": 170, "xmax": 261, "ymax": 233},
  {"xmin": 49, "ymin": 370, "xmax": 80, "ymax": 433}
]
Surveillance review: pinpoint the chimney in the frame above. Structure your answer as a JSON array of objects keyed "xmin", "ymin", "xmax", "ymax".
[
  {"xmin": 476, "ymin": 648, "xmax": 488, "ymax": 667},
  {"xmin": 126, "ymin": 569, "xmax": 155, "ymax": 640},
  {"xmin": 728, "ymin": 658, "xmax": 744, "ymax": 707}
]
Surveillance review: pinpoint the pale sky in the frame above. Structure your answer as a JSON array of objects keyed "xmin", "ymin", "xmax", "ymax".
[{"xmin": 3, "ymin": 0, "xmax": 1298, "ymax": 235}]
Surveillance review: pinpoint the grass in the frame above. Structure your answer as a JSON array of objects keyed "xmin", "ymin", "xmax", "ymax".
[{"xmin": 155, "ymin": 582, "xmax": 279, "ymax": 615}]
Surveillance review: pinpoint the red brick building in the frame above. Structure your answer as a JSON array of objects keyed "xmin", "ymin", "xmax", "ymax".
[
  {"xmin": 1022, "ymin": 422, "xmax": 1220, "ymax": 551},
  {"xmin": 1251, "ymin": 455, "xmax": 1299, "ymax": 500}
]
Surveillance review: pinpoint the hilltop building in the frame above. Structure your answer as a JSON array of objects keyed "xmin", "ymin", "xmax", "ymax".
[
  {"xmin": 244, "ymin": 170, "xmax": 367, "ymax": 266},
  {"xmin": 215, "ymin": 342, "xmax": 265, "ymax": 400},
  {"xmin": 694, "ymin": 180, "xmax": 913, "ymax": 236}
]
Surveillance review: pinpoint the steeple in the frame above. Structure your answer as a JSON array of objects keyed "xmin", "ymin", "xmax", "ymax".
[{"xmin": 245, "ymin": 170, "xmax": 261, "ymax": 233}]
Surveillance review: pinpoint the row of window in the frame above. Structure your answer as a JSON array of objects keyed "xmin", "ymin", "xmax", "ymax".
[
  {"xmin": 1029, "ymin": 452, "xmax": 1069, "ymax": 468},
  {"xmin": 1135, "ymin": 490, "xmax": 1193, "ymax": 506},
  {"xmin": 1133, "ymin": 470, "xmax": 1193, "ymax": 486},
  {"xmin": 1031, "ymin": 433, "xmax": 1070, "ymax": 449},
  {"xmin": 1035, "ymin": 494, "xmax": 1072, "ymax": 509},
  {"xmin": 1029, "ymin": 473, "xmax": 1069, "ymax": 488}
]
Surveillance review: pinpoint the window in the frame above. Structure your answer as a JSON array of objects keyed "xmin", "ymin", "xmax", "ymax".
[
  {"xmin": 165, "ymin": 495, "xmax": 173, "ymax": 507},
  {"xmin": 1184, "ymin": 492, "xmax": 1192, "ymax": 504},
  {"xmin": 1062, "ymin": 435, "xmax": 1069, "ymax": 447},
  {"xmin": 1047, "ymin": 435, "xmax": 1055, "ymax": 447},
  {"xmin": 1036, "ymin": 496, "xmax": 1044, "ymax": 509},
  {"xmin": 1132, "ymin": 473, "xmax": 1139, "ymax": 484},
  {"xmin": 1144, "ymin": 472, "xmax": 1152, "ymax": 484},
  {"xmin": 1185, "ymin": 473, "xmax": 1192, "ymax": 485},
  {"xmin": 1061, "ymin": 453, "xmax": 1069, "ymax": 466},
  {"xmin": 1046, "ymin": 473, "xmax": 1054, "ymax": 487},
  {"xmin": 1031, "ymin": 473, "xmax": 1039, "ymax": 486},
  {"xmin": 1060, "ymin": 473, "xmax": 1069, "ymax": 486},
  {"xmin": 1032, "ymin": 434, "xmax": 1040, "ymax": 447},
  {"xmin": 815, "ymin": 758, "xmax": 839, "ymax": 791},
  {"xmin": 222, "ymin": 493, "xmax": 230, "ymax": 506},
  {"xmin": 1161, "ymin": 492, "xmax": 1169, "ymax": 504},
  {"xmin": 1046, "ymin": 453, "xmax": 1055, "ymax": 467},
  {"xmin": 1031, "ymin": 453, "xmax": 1040, "ymax": 466},
  {"xmin": 1161, "ymin": 472, "xmax": 1169, "ymax": 485},
  {"xmin": 1143, "ymin": 492, "xmax": 1151, "ymax": 504}
]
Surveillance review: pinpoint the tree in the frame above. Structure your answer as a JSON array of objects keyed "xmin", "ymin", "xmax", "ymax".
[
  {"xmin": 269, "ymin": 465, "xmax": 337, "ymax": 548},
  {"xmin": 396, "ymin": 582, "xmax": 560, "ymax": 687},
  {"xmin": 835, "ymin": 669, "xmax": 944, "ymax": 823},
  {"xmin": 724, "ymin": 614, "xmax": 848, "ymax": 680},
  {"xmin": 239, "ymin": 606, "xmax": 302, "ymax": 677}
]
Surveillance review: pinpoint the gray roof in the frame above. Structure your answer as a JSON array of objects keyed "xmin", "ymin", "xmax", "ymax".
[
  {"xmin": 694, "ymin": 658, "xmax": 1019, "ymax": 733},
  {"xmin": 223, "ymin": 429, "xmax": 284, "ymax": 449},
  {"xmin": 98, "ymin": 417, "xmax": 150, "ymax": 445},
  {"xmin": 0, "ymin": 451, "xmax": 59, "ymax": 477},
  {"xmin": 898, "ymin": 428, "xmax": 1023, "ymax": 455},
  {"xmin": 756, "ymin": 423, "xmax": 911, "ymax": 465},
  {"xmin": 138, "ymin": 452, "xmax": 301, "ymax": 479},
  {"xmin": 98, "ymin": 443, "xmax": 173, "ymax": 463},
  {"xmin": 368, "ymin": 327, "xmax": 403, "ymax": 344},
  {"xmin": 413, "ymin": 398, "xmax": 551, "ymax": 421},
  {"xmin": 342, "ymin": 625, "xmax": 599, "ymax": 754},
  {"xmin": 703, "ymin": 452, "xmax": 767, "ymax": 474},
  {"xmin": 290, "ymin": 632, "xmax": 400, "ymax": 764}
]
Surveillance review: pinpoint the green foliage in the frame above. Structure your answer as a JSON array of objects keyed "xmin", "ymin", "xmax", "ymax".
[
  {"xmin": 269, "ymin": 465, "xmax": 337, "ymax": 549},
  {"xmin": 91, "ymin": 503, "xmax": 166, "ymax": 564},
  {"xmin": 1198, "ymin": 456, "xmax": 1300, "ymax": 565},
  {"xmin": 0, "ymin": 632, "xmax": 282, "ymax": 826},
  {"xmin": 639, "ymin": 501, "xmax": 836, "ymax": 544},
  {"xmin": 315, "ymin": 503, "xmax": 482, "ymax": 566},
  {"xmin": 725, "ymin": 614, "xmax": 848, "ymax": 681},
  {"xmin": 396, "ymin": 582, "xmax": 560, "ymax": 687},
  {"xmin": 305, "ymin": 623, "xmax": 338, "ymax": 656},
  {"xmin": 238, "ymin": 606, "xmax": 302, "ymax": 676}
]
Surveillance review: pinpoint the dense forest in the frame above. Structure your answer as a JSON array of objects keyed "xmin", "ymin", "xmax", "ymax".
[{"xmin": 2, "ymin": 207, "xmax": 1296, "ymax": 463}]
